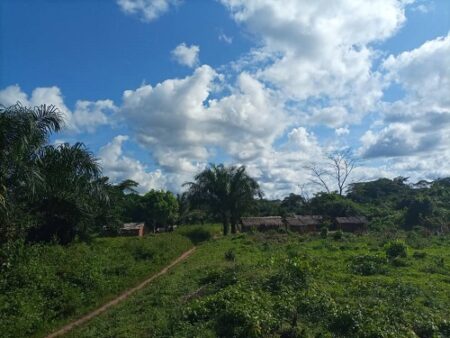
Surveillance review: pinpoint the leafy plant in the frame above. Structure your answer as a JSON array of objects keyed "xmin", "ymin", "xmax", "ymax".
[
  {"xmin": 385, "ymin": 240, "xmax": 408, "ymax": 259},
  {"xmin": 349, "ymin": 254, "xmax": 387, "ymax": 276}
]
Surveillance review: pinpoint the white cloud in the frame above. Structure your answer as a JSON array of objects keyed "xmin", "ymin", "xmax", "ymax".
[
  {"xmin": 98, "ymin": 135, "xmax": 167, "ymax": 192},
  {"xmin": 171, "ymin": 43, "xmax": 200, "ymax": 68},
  {"xmin": 361, "ymin": 33, "xmax": 450, "ymax": 159},
  {"xmin": 0, "ymin": 85, "xmax": 116, "ymax": 133},
  {"xmin": 116, "ymin": 0, "xmax": 180, "ymax": 22},
  {"xmin": 219, "ymin": 33, "xmax": 233, "ymax": 44},
  {"xmin": 220, "ymin": 0, "xmax": 414, "ymax": 126},
  {"xmin": 121, "ymin": 64, "xmax": 288, "ymax": 175},
  {"xmin": 335, "ymin": 127, "xmax": 350, "ymax": 136}
]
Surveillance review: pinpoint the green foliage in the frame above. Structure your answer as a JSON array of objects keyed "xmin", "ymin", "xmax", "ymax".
[
  {"xmin": 307, "ymin": 192, "xmax": 364, "ymax": 218},
  {"xmin": 333, "ymin": 229, "xmax": 343, "ymax": 240},
  {"xmin": 320, "ymin": 227, "xmax": 328, "ymax": 238},
  {"xmin": 184, "ymin": 164, "xmax": 262, "ymax": 235},
  {"xmin": 66, "ymin": 232, "xmax": 450, "ymax": 338},
  {"xmin": 186, "ymin": 284, "xmax": 279, "ymax": 338},
  {"xmin": 0, "ymin": 232, "xmax": 193, "ymax": 337},
  {"xmin": 224, "ymin": 249, "xmax": 236, "ymax": 261},
  {"xmin": 349, "ymin": 254, "xmax": 387, "ymax": 275},
  {"xmin": 142, "ymin": 190, "xmax": 179, "ymax": 231},
  {"xmin": 385, "ymin": 240, "xmax": 408, "ymax": 259},
  {"xmin": 0, "ymin": 103, "xmax": 63, "ymax": 243}
]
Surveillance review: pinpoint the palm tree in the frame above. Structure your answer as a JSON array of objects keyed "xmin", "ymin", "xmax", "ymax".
[
  {"xmin": 0, "ymin": 103, "xmax": 63, "ymax": 242},
  {"xmin": 184, "ymin": 164, "xmax": 262, "ymax": 235},
  {"xmin": 28, "ymin": 143, "xmax": 106, "ymax": 244}
]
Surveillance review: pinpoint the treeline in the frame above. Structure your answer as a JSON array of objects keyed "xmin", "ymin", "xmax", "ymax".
[
  {"xmin": 2, "ymin": 103, "xmax": 449, "ymax": 246},
  {"xmin": 0, "ymin": 104, "xmax": 182, "ymax": 245},
  {"xmin": 253, "ymin": 177, "xmax": 450, "ymax": 233}
]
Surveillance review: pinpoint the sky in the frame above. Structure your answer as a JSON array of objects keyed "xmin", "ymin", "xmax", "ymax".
[{"xmin": 1, "ymin": 0, "xmax": 449, "ymax": 198}]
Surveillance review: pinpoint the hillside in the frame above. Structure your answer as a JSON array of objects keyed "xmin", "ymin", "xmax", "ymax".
[
  {"xmin": 0, "ymin": 226, "xmax": 219, "ymax": 338},
  {"xmin": 65, "ymin": 230, "xmax": 450, "ymax": 338}
]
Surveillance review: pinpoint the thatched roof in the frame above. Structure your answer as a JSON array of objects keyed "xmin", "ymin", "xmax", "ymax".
[
  {"xmin": 122, "ymin": 222, "xmax": 144, "ymax": 230},
  {"xmin": 286, "ymin": 215, "xmax": 323, "ymax": 227},
  {"xmin": 241, "ymin": 216, "xmax": 283, "ymax": 227},
  {"xmin": 335, "ymin": 216, "xmax": 368, "ymax": 225}
]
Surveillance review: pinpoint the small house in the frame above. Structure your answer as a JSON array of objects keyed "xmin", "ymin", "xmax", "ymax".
[
  {"xmin": 120, "ymin": 222, "xmax": 145, "ymax": 237},
  {"xmin": 240, "ymin": 216, "xmax": 284, "ymax": 232},
  {"xmin": 335, "ymin": 216, "xmax": 368, "ymax": 233},
  {"xmin": 286, "ymin": 215, "xmax": 323, "ymax": 233}
]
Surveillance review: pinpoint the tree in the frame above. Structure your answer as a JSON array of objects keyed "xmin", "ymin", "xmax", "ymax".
[
  {"xmin": 0, "ymin": 103, "xmax": 63, "ymax": 243},
  {"xmin": 184, "ymin": 164, "xmax": 262, "ymax": 235},
  {"xmin": 27, "ymin": 143, "xmax": 107, "ymax": 244},
  {"xmin": 141, "ymin": 190, "xmax": 178, "ymax": 232},
  {"xmin": 280, "ymin": 193, "xmax": 305, "ymax": 215},
  {"xmin": 307, "ymin": 149, "xmax": 358, "ymax": 196},
  {"xmin": 95, "ymin": 178, "xmax": 140, "ymax": 234},
  {"xmin": 306, "ymin": 192, "xmax": 364, "ymax": 219}
]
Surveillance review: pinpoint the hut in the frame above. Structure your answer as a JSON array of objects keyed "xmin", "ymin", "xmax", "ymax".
[
  {"xmin": 240, "ymin": 216, "xmax": 284, "ymax": 232},
  {"xmin": 335, "ymin": 216, "xmax": 368, "ymax": 233},
  {"xmin": 120, "ymin": 222, "xmax": 145, "ymax": 237},
  {"xmin": 286, "ymin": 215, "xmax": 323, "ymax": 233}
]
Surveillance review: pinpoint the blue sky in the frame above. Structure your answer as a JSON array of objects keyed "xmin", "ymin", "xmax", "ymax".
[{"xmin": 1, "ymin": 0, "xmax": 450, "ymax": 197}]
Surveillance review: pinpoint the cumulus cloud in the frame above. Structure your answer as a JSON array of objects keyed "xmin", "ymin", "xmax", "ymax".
[
  {"xmin": 121, "ymin": 65, "xmax": 288, "ymax": 175},
  {"xmin": 219, "ymin": 0, "xmax": 412, "ymax": 124},
  {"xmin": 361, "ymin": 33, "xmax": 450, "ymax": 159},
  {"xmin": 171, "ymin": 43, "xmax": 200, "ymax": 68},
  {"xmin": 116, "ymin": 0, "xmax": 180, "ymax": 22},
  {"xmin": 0, "ymin": 85, "xmax": 117, "ymax": 133},
  {"xmin": 98, "ymin": 135, "xmax": 168, "ymax": 192}
]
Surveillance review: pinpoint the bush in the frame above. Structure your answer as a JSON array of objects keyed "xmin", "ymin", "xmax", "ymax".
[
  {"xmin": 349, "ymin": 254, "xmax": 387, "ymax": 276},
  {"xmin": 320, "ymin": 227, "xmax": 328, "ymax": 239},
  {"xmin": 385, "ymin": 240, "xmax": 408, "ymax": 259},
  {"xmin": 186, "ymin": 284, "xmax": 279, "ymax": 338},
  {"xmin": 333, "ymin": 230, "xmax": 343, "ymax": 240},
  {"xmin": 224, "ymin": 249, "xmax": 236, "ymax": 262}
]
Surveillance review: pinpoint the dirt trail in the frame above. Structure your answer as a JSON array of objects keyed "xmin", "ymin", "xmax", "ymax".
[{"xmin": 46, "ymin": 247, "xmax": 196, "ymax": 338}]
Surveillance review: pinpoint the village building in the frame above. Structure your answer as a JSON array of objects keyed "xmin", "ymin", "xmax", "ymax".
[
  {"xmin": 120, "ymin": 222, "xmax": 145, "ymax": 237},
  {"xmin": 335, "ymin": 216, "xmax": 368, "ymax": 233},
  {"xmin": 286, "ymin": 215, "xmax": 324, "ymax": 233},
  {"xmin": 240, "ymin": 216, "xmax": 285, "ymax": 232}
]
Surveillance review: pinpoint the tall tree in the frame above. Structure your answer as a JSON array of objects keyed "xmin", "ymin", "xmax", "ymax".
[
  {"xmin": 0, "ymin": 103, "xmax": 63, "ymax": 242},
  {"xmin": 184, "ymin": 164, "xmax": 262, "ymax": 235},
  {"xmin": 141, "ymin": 190, "xmax": 178, "ymax": 232},
  {"xmin": 28, "ymin": 143, "xmax": 107, "ymax": 244}
]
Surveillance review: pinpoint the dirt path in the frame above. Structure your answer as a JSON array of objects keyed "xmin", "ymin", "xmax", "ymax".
[{"xmin": 46, "ymin": 247, "xmax": 196, "ymax": 338}]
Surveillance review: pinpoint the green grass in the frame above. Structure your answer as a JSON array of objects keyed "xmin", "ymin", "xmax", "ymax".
[
  {"xmin": 66, "ymin": 230, "xmax": 450, "ymax": 338},
  {"xmin": 0, "ymin": 224, "xmax": 220, "ymax": 338}
]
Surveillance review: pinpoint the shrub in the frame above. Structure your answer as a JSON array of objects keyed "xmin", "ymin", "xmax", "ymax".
[
  {"xmin": 224, "ymin": 249, "xmax": 236, "ymax": 262},
  {"xmin": 349, "ymin": 254, "xmax": 387, "ymax": 276},
  {"xmin": 186, "ymin": 284, "xmax": 279, "ymax": 338},
  {"xmin": 384, "ymin": 240, "xmax": 408, "ymax": 259},
  {"xmin": 320, "ymin": 227, "xmax": 328, "ymax": 239},
  {"xmin": 333, "ymin": 230, "xmax": 343, "ymax": 240}
]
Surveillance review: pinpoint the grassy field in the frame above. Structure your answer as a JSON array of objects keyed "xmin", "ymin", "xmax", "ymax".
[
  {"xmin": 65, "ymin": 230, "xmax": 450, "ymax": 338},
  {"xmin": 0, "ymin": 225, "xmax": 220, "ymax": 338}
]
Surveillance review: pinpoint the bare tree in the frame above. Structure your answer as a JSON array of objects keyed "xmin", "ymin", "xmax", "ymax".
[{"xmin": 306, "ymin": 149, "xmax": 358, "ymax": 196}]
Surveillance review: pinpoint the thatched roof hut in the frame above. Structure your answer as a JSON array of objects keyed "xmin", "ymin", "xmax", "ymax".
[
  {"xmin": 335, "ymin": 216, "xmax": 368, "ymax": 233},
  {"xmin": 240, "ymin": 216, "xmax": 284, "ymax": 232},
  {"xmin": 286, "ymin": 215, "xmax": 323, "ymax": 233}
]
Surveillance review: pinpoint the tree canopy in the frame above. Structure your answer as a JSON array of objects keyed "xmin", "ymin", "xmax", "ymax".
[{"xmin": 184, "ymin": 164, "xmax": 262, "ymax": 235}]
